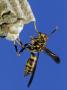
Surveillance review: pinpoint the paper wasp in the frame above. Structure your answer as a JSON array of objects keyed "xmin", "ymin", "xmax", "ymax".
[{"xmin": 18, "ymin": 23, "xmax": 60, "ymax": 87}]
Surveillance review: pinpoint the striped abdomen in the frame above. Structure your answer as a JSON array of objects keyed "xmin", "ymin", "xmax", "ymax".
[{"xmin": 24, "ymin": 53, "xmax": 37, "ymax": 76}]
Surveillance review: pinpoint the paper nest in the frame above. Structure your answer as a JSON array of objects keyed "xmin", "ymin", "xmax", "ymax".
[{"xmin": 0, "ymin": 0, "xmax": 36, "ymax": 41}]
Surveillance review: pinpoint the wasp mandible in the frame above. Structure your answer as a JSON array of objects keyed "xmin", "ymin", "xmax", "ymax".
[{"xmin": 18, "ymin": 23, "xmax": 60, "ymax": 87}]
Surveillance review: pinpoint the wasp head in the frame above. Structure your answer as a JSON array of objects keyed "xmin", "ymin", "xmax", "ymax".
[
  {"xmin": 31, "ymin": 32, "xmax": 48, "ymax": 45},
  {"xmin": 38, "ymin": 32, "xmax": 48, "ymax": 42}
]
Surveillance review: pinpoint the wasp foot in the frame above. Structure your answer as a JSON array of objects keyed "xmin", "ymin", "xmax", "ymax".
[{"xmin": 16, "ymin": 52, "xmax": 20, "ymax": 56}]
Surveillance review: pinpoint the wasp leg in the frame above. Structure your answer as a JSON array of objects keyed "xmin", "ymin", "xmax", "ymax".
[
  {"xmin": 16, "ymin": 38, "xmax": 24, "ymax": 48},
  {"xmin": 13, "ymin": 41, "xmax": 20, "ymax": 56},
  {"xmin": 44, "ymin": 47, "xmax": 60, "ymax": 64},
  {"xmin": 19, "ymin": 43, "xmax": 29, "ymax": 54},
  {"xmin": 0, "ymin": 36, "xmax": 6, "ymax": 38},
  {"xmin": 27, "ymin": 52, "xmax": 39, "ymax": 87},
  {"xmin": 34, "ymin": 22, "xmax": 39, "ymax": 33}
]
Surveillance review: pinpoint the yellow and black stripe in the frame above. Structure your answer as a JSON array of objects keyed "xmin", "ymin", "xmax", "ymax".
[{"xmin": 24, "ymin": 52, "xmax": 37, "ymax": 76}]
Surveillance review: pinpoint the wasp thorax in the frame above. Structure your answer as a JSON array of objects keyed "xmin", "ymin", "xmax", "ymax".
[{"xmin": 31, "ymin": 38, "xmax": 37, "ymax": 45}]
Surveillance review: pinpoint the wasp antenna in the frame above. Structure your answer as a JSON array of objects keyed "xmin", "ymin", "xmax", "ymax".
[
  {"xmin": 48, "ymin": 26, "xmax": 59, "ymax": 37},
  {"xmin": 34, "ymin": 22, "xmax": 39, "ymax": 34}
]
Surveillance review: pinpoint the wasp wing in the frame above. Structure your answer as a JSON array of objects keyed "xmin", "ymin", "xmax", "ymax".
[
  {"xmin": 27, "ymin": 53, "xmax": 39, "ymax": 87},
  {"xmin": 44, "ymin": 47, "xmax": 60, "ymax": 64}
]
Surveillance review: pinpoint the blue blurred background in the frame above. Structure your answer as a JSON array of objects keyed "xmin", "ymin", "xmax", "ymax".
[{"xmin": 0, "ymin": 0, "xmax": 66, "ymax": 90}]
